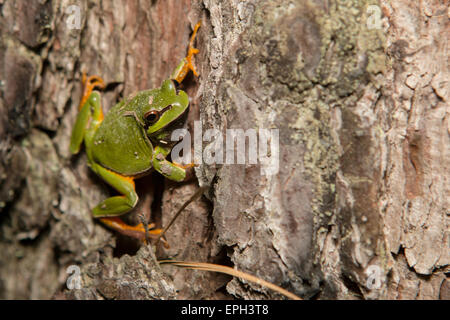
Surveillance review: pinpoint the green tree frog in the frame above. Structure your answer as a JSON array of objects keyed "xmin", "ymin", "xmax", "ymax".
[{"xmin": 69, "ymin": 22, "xmax": 201, "ymax": 241}]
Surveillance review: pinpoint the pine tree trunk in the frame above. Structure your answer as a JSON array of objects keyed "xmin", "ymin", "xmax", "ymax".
[{"xmin": 0, "ymin": 0, "xmax": 448, "ymax": 299}]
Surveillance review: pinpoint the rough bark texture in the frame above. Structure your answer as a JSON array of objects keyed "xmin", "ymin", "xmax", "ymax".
[{"xmin": 0, "ymin": 0, "xmax": 448, "ymax": 299}]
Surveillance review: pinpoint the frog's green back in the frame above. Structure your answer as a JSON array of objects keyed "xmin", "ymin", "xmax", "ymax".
[{"xmin": 91, "ymin": 91, "xmax": 155, "ymax": 176}]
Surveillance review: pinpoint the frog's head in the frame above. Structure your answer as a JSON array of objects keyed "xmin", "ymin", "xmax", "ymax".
[{"xmin": 143, "ymin": 79, "xmax": 189, "ymax": 142}]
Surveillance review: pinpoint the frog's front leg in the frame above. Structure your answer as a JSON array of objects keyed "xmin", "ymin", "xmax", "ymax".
[{"xmin": 152, "ymin": 146, "xmax": 186, "ymax": 182}]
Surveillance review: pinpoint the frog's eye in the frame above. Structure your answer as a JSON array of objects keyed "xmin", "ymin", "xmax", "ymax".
[{"xmin": 144, "ymin": 110, "xmax": 160, "ymax": 124}]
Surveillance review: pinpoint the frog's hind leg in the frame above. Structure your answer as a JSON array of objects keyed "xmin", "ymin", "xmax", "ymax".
[
  {"xmin": 100, "ymin": 217, "xmax": 162, "ymax": 241},
  {"xmin": 91, "ymin": 163, "xmax": 161, "ymax": 240},
  {"xmin": 91, "ymin": 164, "xmax": 138, "ymax": 216}
]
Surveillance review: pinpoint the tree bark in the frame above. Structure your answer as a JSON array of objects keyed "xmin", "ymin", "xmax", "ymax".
[{"xmin": 0, "ymin": 0, "xmax": 448, "ymax": 299}]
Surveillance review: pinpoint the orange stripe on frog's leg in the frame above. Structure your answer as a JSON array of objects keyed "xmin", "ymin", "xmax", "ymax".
[
  {"xmin": 79, "ymin": 73, "xmax": 106, "ymax": 111},
  {"xmin": 105, "ymin": 168, "xmax": 136, "ymax": 188}
]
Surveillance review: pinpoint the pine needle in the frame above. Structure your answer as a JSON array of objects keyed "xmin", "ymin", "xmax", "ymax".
[
  {"xmin": 155, "ymin": 186, "xmax": 208, "ymax": 243},
  {"xmin": 159, "ymin": 260, "xmax": 302, "ymax": 300}
]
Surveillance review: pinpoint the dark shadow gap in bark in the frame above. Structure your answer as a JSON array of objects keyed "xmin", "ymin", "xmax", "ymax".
[
  {"xmin": 104, "ymin": 81, "xmax": 123, "ymax": 94},
  {"xmin": 0, "ymin": 177, "xmax": 27, "ymax": 240},
  {"xmin": 212, "ymin": 245, "xmax": 234, "ymax": 299},
  {"xmin": 150, "ymin": 171, "xmax": 165, "ymax": 229},
  {"xmin": 341, "ymin": 272, "xmax": 364, "ymax": 299}
]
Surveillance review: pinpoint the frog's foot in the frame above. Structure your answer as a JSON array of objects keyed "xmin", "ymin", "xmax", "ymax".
[
  {"xmin": 79, "ymin": 72, "xmax": 106, "ymax": 111},
  {"xmin": 99, "ymin": 217, "xmax": 163, "ymax": 241},
  {"xmin": 172, "ymin": 21, "xmax": 201, "ymax": 83}
]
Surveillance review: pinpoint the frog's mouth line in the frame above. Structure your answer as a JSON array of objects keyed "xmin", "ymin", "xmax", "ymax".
[{"xmin": 162, "ymin": 103, "xmax": 190, "ymax": 128}]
